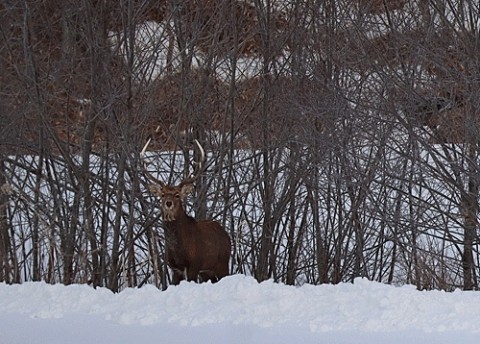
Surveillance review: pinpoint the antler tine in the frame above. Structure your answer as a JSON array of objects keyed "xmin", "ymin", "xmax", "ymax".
[
  {"xmin": 193, "ymin": 139, "xmax": 205, "ymax": 173},
  {"xmin": 141, "ymin": 126, "xmax": 165, "ymax": 187},
  {"xmin": 140, "ymin": 135, "xmax": 152, "ymax": 158},
  {"xmin": 180, "ymin": 139, "xmax": 206, "ymax": 186}
]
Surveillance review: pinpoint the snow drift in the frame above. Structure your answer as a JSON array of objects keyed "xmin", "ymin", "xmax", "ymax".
[{"xmin": 1, "ymin": 275, "xmax": 480, "ymax": 343}]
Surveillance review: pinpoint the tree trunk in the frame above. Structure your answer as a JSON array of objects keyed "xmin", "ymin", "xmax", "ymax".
[
  {"xmin": 0, "ymin": 159, "xmax": 12, "ymax": 283},
  {"xmin": 462, "ymin": 144, "xmax": 479, "ymax": 290}
]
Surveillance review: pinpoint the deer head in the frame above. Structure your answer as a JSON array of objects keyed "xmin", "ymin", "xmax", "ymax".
[
  {"xmin": 147, "ymin": 183, "xmax": 194, "ymax": 222},
  {"xmin": 141, "ymin": 133, "xmax": 205, "ymax": 222}
]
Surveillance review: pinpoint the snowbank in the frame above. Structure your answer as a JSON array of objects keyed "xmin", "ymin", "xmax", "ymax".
[{"xmin": 1, "ymin": 275, "xmax": 480, "ymax": 343}]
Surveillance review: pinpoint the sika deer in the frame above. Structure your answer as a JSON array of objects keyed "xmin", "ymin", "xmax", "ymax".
[{"xmin": 141, "ymin": 137, "xmax": 231, "ymax": 285}]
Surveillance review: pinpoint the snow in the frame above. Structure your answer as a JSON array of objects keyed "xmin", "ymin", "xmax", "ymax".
[{"xmin": 1, "ymin": 275, "xmax": 480, "ymax": 343}]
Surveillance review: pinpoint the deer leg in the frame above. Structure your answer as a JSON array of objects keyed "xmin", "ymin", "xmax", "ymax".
[
  {"xmin": 199, "ymin": 270, "xmax": 218, "ymax": 283},
  {"xmin": 212, "ymin": 261, "xmax": 229, "ymax": 282},
  {"xmin": 171, "ymin": 269, "xmax": 185, "ymax": 285},
  {"xmin": 186, "ymin": 266, "xmax": 200, "ymax": 282}
]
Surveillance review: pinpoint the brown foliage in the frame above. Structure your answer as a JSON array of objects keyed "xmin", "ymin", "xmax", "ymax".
[
  {"xmin": 141, "ymin": 69, "xmax": 228, "ymax": 149},
  {"xmin": 355, "ymin": 0, "xmax": 406, "ymax": 15},
  {"xmin": 235, "ymin": 75, "xmax": 344, "ymax": 147}
]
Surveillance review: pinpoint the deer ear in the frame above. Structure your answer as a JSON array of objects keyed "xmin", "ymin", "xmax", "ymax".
[
  {"xmin": 180, "ymin": 183, "xmax": 194, "ymax": 198},
  {"xmin": 148, "ymin": 184, "xmax": 163, "ymax": 197}
]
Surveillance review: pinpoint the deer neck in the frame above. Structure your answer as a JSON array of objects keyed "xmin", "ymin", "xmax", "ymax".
[
  {"xmin": 162, "ymin": 204, "xmax": 187, "ymax": 222},
  {"xmin": 164, "ymin": 213, "xmax": 196, "ymax": 249},
  {"xmin": 164, "ymin": 211, "xmax": 195, "ymax": 231}
]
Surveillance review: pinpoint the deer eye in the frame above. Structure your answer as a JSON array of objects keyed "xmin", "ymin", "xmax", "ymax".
[{"xmin": 175, "ymin": 193, "xmax": 180, "ymax": 198}]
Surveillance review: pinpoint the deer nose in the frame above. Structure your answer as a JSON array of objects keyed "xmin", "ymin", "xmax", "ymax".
[{"xmin": 165, "ymin": 200, "xmax": 173, "ymax": 208}]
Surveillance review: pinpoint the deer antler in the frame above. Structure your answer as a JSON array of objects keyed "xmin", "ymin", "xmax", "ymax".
[
  {"xmin": 141, "ymin": 126, "xmax": 165, "ymax": 186},
  {"xmin": 141, "ymin": 127, "xmax": 205, "ymax": 187},
  {"xmin": 179, "ymin": 139, "xmax": 206, "ymax": 187}
]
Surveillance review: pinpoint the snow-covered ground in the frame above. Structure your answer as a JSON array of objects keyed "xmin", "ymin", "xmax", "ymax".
[{"xmin": 1, "ymin": 275, "xmax": 479, "ymax": 344}]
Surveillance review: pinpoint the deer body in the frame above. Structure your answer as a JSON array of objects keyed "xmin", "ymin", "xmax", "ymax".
[
  {"xmin": 164, "ymin": 215, "xmax": 231, "ymax": 284},
  {"xmin": 143, "ymin": 139, "xmax": 231, "ymax": 285}
]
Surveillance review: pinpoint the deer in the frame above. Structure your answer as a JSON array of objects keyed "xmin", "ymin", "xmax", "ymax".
[{"xmin": 141, "ymin": 135, "xmax": 231, "ymax": 285}]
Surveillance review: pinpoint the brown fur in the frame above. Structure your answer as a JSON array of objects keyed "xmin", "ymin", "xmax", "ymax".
[{"xmin": 149, "ymin": 184, "xmax": 231, "ymax": 285}]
